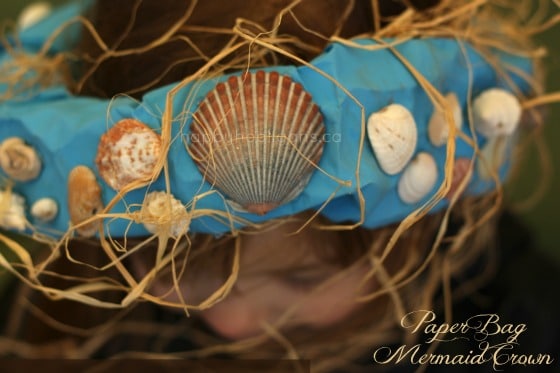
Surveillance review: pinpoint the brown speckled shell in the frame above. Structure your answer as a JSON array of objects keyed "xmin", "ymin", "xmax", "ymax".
[
  {"xmin": 96, "ymin": 118, "xmax": 162, "ymax": 191},
  {"xmin": 188, "ymin": 71, "xmax": 325, "ymax": 215},
  {"xmin": 67, "ymin": 165, "xmax": 103, "ymax": 237}
]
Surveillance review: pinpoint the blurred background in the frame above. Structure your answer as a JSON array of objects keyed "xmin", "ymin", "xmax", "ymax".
[{"xmin": 1, "ymin": 0, "xmax": 559, "ymax": 264}]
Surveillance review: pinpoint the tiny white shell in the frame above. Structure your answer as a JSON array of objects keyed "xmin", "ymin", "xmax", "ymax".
[
  {"xmin": 17, "ymin": 2, "xmax": 52, "ymax": 30},
  {"xmin": 0, "ymin": 137, "xmax": 42, "ymax": 182},
  {"xmin": 473, "ymin": 88, "xmax": 521, "ymax": 138},
  {"xmin": 428, "ymin": 93, "xmax": 463, "ymax": 146},
  {"xmin": 0, "ymin": 190, "xmax": 26, "ymax": 231},
  {"xmin": 141, "ymin": 191, "xmax": 189, "ymax": 237},
  {"xmin": 398, "ymin": 152, "xmax": 438, "ymax": 204},
  {"xmin": 477, "ymin": 136, "xmax": 508, "ymax": 181},
  {"xmin": 367, "ymin": 103, "xmax": 418, "ymax": 175},
  {"xmin": 31, "ymin": 197, "xmax": 58, "ymax": 222}
]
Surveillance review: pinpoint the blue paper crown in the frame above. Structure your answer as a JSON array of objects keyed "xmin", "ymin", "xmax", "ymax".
[{"xmin": 0, "ymin": 1, "xmax": 533, "ymax": 238}]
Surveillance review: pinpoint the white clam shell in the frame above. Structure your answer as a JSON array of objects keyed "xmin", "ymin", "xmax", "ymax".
[
  {"xmin": 428, "ymin": 93, "xmax": 463, "ymax": 146},
  {"xmin": 141, "ymin": 191, "xmax": 189, "ymax": 237},
  {"xmin": 367, "ymin": 103, "xmax": 418, "ymax": 175},
  {"xmin": 473, "ymin": 88, "xmax": 521, "ymax": 138},
  {"xmin": 96, "ymin": 118, "xmax": 162, "ymax": 191},
  {"xmin": 0, "ymin": 190, "xmax": 26, "ymax": 231},
  {"xmin": 398, "ymin": 152, "xmax": 438, "ymax": 204},
  {"xmin": 0, "ymin": 137, "xmax": 42, "ymax": 182},
  {"xmin": 17, "ymin": 2, "xmax": 52, "ymax": 30},
  {"xmin": 477, "ymin": 136, "xmax": 509, "ymax": 181},
  {"xmin": 189, "ymin": 71, "xmax": 325, "ymax": 215},
  {"xmin": 31, "ymin": 197, "xmax": 58, "ymax": 222}
]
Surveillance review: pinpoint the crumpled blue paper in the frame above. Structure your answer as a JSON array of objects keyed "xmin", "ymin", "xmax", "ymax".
[{"xmin": 0, "ymin": 1, "xmax": 533, "ymax": 237}]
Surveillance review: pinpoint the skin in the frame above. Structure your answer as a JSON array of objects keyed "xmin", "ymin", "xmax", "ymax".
[{"xmin": 142, "ymin": 221, "xmax": 373, "ymax": 340}]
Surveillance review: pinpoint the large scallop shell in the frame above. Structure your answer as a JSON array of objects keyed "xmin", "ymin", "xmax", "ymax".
[
  {"xmin": 398, "ymin": 152, "xmax": 438, "ymax": 204},
  {"xmin": 367, "ymin": 103, "xmax": 418, "ymax": 175},
  {"xmin": 473, "ymin": 88, "xmax": 521, "ymax": 138},
  {"xmin": 188, "ymin": 71, "xmax": 325, "ymax": 215},
  {"xmin": 141, "ymin": 191, "xmax": 189, "ymax": 237},
  {"xmin": 428, "ymin": 93, "xmax": 463, "ymax": 147},
  {"xmin": 0, "ymin": 137, "xmax": 42, "ymax": 182},
  {"xmin": 67, "ymin": 165, "xmax": 103, "ymax": 237},
  {"xmin": 96, "ymin": 118, "xmax": 162, "ymax": 191}
]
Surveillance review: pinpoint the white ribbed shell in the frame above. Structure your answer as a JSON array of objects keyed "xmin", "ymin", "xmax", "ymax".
[
  {"xmin": 398, "ymin": 152, "xmax": 438, "ymax": 204},
  {"xmin": 367, "ymin": 103, "xmax": 418, "ymax": 175},
  {"xmin": 189, "ymin": 71, "xmax": 325, "ymax": 215},
  {"xmin": 473, "ymin": 88, "xmax": 521, "ymax": 138}
]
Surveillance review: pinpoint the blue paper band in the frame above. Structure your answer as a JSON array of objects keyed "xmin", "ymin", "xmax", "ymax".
[{"xmin": 0, "ymin": 2, "xmax": 533, "ymax": 238}]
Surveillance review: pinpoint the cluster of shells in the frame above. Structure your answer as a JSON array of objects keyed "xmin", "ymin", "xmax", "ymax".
[
  {"xmin": 0, "ymin": 137, "xmax": 57, "ymax": 230},
  {"xmin": 366, "ymin": 88, "xmax": 521, "ymax": 204}
]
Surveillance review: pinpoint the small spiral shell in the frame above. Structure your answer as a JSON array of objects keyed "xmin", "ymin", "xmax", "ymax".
[
  {"xmin": 67, "ymin": 165, "xmax": 103, "ymax": 237},
  {"xmin": 141, "ymin": 191, "xmax": 189, "ymax": 237},
  {"xmin": 0, "ymin": 137, "xmax": 42, "ymax": 182}
]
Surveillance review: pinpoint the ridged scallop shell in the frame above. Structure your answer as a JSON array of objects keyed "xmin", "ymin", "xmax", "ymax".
[
  {"xmin": 31, "ymin": 197, "xmax": 58, "ymax": 222},
  {"xmin": 0, "ymin": 190, "xmax": 26, "ymax": 231},
  {"xmin": 141, "ymin": 191, "xmax": 189, "ymax": 237},
  {"xmin": 0, "ymin": 137, "xmax": 41, "ymax": 181},
  {"xmin": 446, "ymin": 158, "xmax": 472, "ymax": 200},
  {"xmin": 398, "ymin": 152, "xmax": 438, "ymax": 204},
  {"xmin": 68, "ymin": 165, "xmax": 103, "ymax": 237},
  {"xmin": 473, "ymin": 88, "xmax": 521, "ymax": 138},
  {"xmin": 428, "ymin": 93, "xmax": 463, "ymax": 146},
  {"xmin": 96, "ymin": 118, "xmax": 162, "ymax": 191},
  {"xmin": 188, "ymin": 71, "xmax": 325, "ymax": 215},
  {"xmin": 17, "ymin": 2, "xmax": 52, "ymax": 30},
  {"xmin": 367, "ymin": 103, "xmax": 418, "ymax": 175}
]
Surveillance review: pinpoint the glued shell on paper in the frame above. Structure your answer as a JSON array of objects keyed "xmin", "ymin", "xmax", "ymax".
[
  {"xmin": 96, "ymin": 118, "xmax": 162, "ymax": 191},
  {"xmin": 17, "ymin": 2, "xmax": 52, "ymax": 30},
  {"xmin": 473, "ymin": 88, "xmax": 521, "ymax": 138},
  {"xmin": 0, "ymin": 190, "xmax": 26, "ymax": 231},
  {"xmin": 0, "ymin": 137, "xmax": 41, "ymax": 182},
  {"xmin": 446, "ymin": 158, "xmax": 472, "ymax": 200},
  {"xmin": 67, "ymin": 165, "xmax": 103, "ymax": 237},
  {"xmin": 31, "ymin": 197, "xmax": 58, "ymax": 222},
  {"xmin": 428, "ymin": 93, "xmax": 463, "ymax": 146},
  {"xmin": 141, "ymin": 191, "xmax": 189, "ymax": 237},
  {"xmin": 189, "ymin": 71, "xmax": 325, "ymax": 215},
  {"xmin": 398, "ymin": 152, "xmax": 438, "ymax": 204},
  {"xmin": 367, "ymin": 103, "xmax": 418, "ymax": 175}
]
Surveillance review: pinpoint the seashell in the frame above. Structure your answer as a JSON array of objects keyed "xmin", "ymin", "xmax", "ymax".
[
  {"xmin": 446, "ymin": 158, "xmax": 472, "ymax": 200},
  {"xmin": 188, "ymin": 71, "xmax": 325, "ymax": 215},
  {"xmin": 141, "ymin": 191, "xmax": 189, "ymax": 237},
  {"xmin": 398, "ymin": 152, "xmax": 438, "ymax": 204},
  {"xmin": 67, "ymin": 165, "xmax": 103, "ymax": 237},
  {"xmin": 477, "ymin": 136, "xmax": 508, "ymax": 181},
  {"xmin": 428, "ymin": 93, "xmax": 463, "ymax": 146},
  {"xmin": 17, "ymin": 2, "xmax": 52, "ymax": 30},
  {"xmin": 0, "ymin": 190, "xmax": 26, "ymax": 231},
  {"xmin": 473, "ymin": 88, "xmax": 521, "ymax": 138},
  {"xmin": 0, "ymin": 137, "xmax": 42, "ymax": 182},
  {"xmin": 367, "ymin": 103, "xmax": 418, "ymax": 175},
  {"xmin": 31, "ymin": 197, "xmax": 58, "ymax": 222},
  {"xmin": 96, "ymin": 118, "xmax": 162, "ymax": 191}
]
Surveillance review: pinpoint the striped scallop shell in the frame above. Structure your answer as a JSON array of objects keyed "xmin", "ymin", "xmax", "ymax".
[
  {"xmin": 367, "ymin": 104, "xmax": 418, "ymax": 175},
  {"xmin": 96, "ymin": 118, "xmax": 162, "ymax": 191},
  {"xmin": 189, "ymin": 71, "xmax": 325, "ymax": 215},
  {"xmin": 68, "ymin": 165, "xmax": 103, "ymax": 237},
  {"xmin": 398, "ymin": 152, "xmax": 438, "ymax": 204}
]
